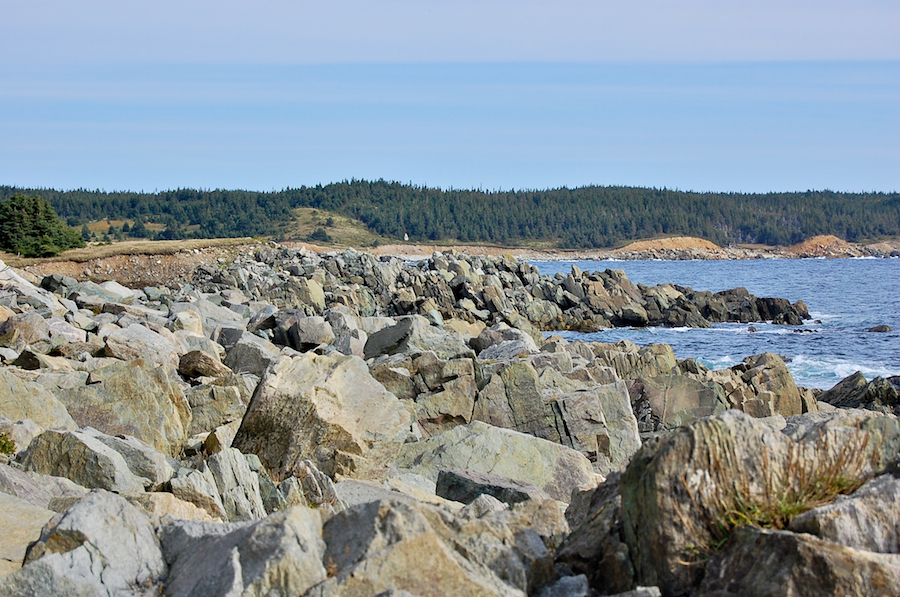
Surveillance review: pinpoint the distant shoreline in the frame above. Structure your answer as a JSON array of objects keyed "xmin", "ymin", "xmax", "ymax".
[
  {"xmin": 368, "ymin": 235, "xmax": 900, "ymax": 262},
  {"xmin": 9, "ymin": 234, "xmax": 899, "ymax": 290}
]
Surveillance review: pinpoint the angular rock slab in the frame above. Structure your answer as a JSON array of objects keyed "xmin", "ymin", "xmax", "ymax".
[
  {"xmin": 308, "ymin": 498, "xmax": 526, "ymax": 597},
  {"xmin": 394, "ymin": 420, "xmax": 599, "ymax": 502},
  {"xmin": 0, "ymin": 491, "xmax": 164, "ymax": 596},
  {"xmin": 55, "ymin": 358, "xmax": 192, "ymax": 457},
  {"xmin": 160, "ymin": 506, "xmax": 326, "ymax": 597},
  {"xmin": 697, "ymin": 526, "xmax": 900, "ymax": 597},
  {"xmin": 0, "ymin": 492, "xmax": 55, "ymax": 576},
  {"xmin": 364, "ymin": 315, "xmax": 473, "ymax": 361},
  {"xmin": 170, "ymin": 463, "xmax": 227, "ymax": 521},
  {"xmin": 17, "ymin": 429, "xmax": 148, "ymax": 494},
  {"xmin": 621, "ymin": 409, "xmax": 900, "ymax": 596},
  {"xmin": 104, "ymin": 322, "xmax": 183, "ymax": 370},
  {"xmin": 207, "ymin": 448, "xmax": 267, "ymax": 522},
  {"xmin": 233, "ymin": 352, "xmax": 418, "ymax": 479},
  {"xmin": 789, "ymin": 473, "xmax": 900, "ymax": 553},
  {"xmin": 436, "ymin": 468, "xmax": 550, "ymax": 505},
  {"xmin": 0, "ymin": 462, "xmax": 88, "ymax": 511},
  {"xmin": 0, "ymin": 367, "xmax": 76, "ymax": 431}
]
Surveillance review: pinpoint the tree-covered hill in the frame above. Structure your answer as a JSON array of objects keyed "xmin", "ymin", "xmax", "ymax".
[{"xmin": 2, "ymin": 182, "xmax": 897, "ymax": 248}]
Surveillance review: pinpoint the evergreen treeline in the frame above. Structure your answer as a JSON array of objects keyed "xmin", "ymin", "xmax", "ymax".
[
  {"xmin": 2, "ymin": 182, "xmax": 898, "ymax": 248},
  {"xmin": 0, "ymin": 194, "xmax": 85, "ymax": 257}
]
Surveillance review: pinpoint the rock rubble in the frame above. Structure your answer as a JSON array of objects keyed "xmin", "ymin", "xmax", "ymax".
[{"xmin": 0, "ymin": 248, "xmax": 897, "ymax": 596}]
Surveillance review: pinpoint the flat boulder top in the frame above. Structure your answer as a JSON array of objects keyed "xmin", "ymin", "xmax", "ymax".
[{"xmin": 615, "ymin": 237, "xmax": 721, "ymax": 252}]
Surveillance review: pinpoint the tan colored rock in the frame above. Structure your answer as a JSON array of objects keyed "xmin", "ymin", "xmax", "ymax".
[
  {"xmin": 169, "ymin": 308, "xmax": 204, "ymax": 335},
  {"xmin": 634, "ymin": 374, "xmax": 729, "ymax": 431},
  {"xmin": 170, "ymin": 464, "xmax": 227, "ymax": 520},
  {"xmin": 178, "ymin": 349, "xmax": 233, "ymax": 379},
  {"xmin": 0, "ymin": 492, "xmax": 55, "ymax": 576},
  {"xmin": 233, "ymin": 353, "xmax": 418, "ymax": 479},
  {"xmin": 739, "ymin": 352, "xmax": 803, "ymax": 417},
  {"xmin": 128, "ymin": 492, "xmax": 220, "ymax": 522},
  {"xmin": 0, "ymin": 368, "xmax": 76, "ymax": 431},
  {"xmin": 309, "ymin": 499, "xmax": 526, "ymax": 597},
  {"xmin": 104, "ymin": 323, "xmax": 183, "ymax": 369},
  {"xmin": 55, "ymin": 358, "xmax": 191, "ymax": 457},
  {"xmin": 203, "ymin": 420, "xmax": 241, "ymax": 454}
]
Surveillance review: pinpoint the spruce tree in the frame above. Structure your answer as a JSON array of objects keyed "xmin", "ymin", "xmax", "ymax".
[{"xmin": 0, "ymin": 194, "xmax": 85, "ymax": 257}]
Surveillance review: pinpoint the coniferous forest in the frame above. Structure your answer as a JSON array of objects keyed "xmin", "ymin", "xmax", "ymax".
[{"xmin": 2, "ymin": 181, "xmax": 898, "ymax": 248}]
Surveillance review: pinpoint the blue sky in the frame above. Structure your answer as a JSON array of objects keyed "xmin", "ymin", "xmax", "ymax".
[{"xmin": 1, "ymin": 1, "xmax": 898, "ymax": 193}]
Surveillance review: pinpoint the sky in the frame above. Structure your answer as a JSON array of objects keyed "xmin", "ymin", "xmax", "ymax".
[{"xmin": 1, "ymin": 1, "xmax": 898, "ymax": 193}]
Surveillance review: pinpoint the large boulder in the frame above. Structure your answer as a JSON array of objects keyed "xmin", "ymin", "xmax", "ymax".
[
  {"xmin": 393, "ymin": 420, "xmax": 599, "ymax": 502},
  {"xmin": 631, "ymin": 375, "xmax": 729, "ymax": 432},
  {"xmin": 81, "ymin": 427, "xmax": 178, "ymax": 491},
  {"xmin": 185, "ymin": 381, "xmax": 250, "ymax": 436},
  {"xmin": 223, "ymin": 333, "xmax": 282, "ymax": 377},
  {"xmin": 232, "ymin": 352, "xmax": 418, "ymax": 479},
  {"xmin": 818, "ymin": 370, "xmax": 900, "ymax": 414},
  {"xmin": 308, "ymin": 498, "xmax": 528, "ymax": 597},
  {"xmin": 17, "ymin": 429, "xmax": 148, "ymax": 494},
  {"xmin": 736, "ymin": 352, "xmax": 803, "ymax": 417},
  {"xmin": 0, "ymin": 492, "xmax": 56, "ymax": 577},
  {"xmin": 620, "ymin": 409, "xmax": 900, "ymax": 596},
  {"xmin": 104, "ymin": 323, "xmax": 184, "ymax": 370},
  {"xmin": 160, "ymin": 506, "xmax": 326, "ymax": 597},
  {"xmin": 789, "ymin": 473, "xmax": 900, "ymax": 553},
  {"xmin": 206, "ymin": 448, "xmax": 267, "ymax": 521},
  {"xmin": 591, "ymin": 342, "xmax": 677, "ymax": 380},
  {"xmin": 474, "ymin": 361, "xmax": 640, "ymax": 474},
  {"xmin": 0, "ymin": 462, "xmax": 89, "ymax": 510},
  {"xmin": 170, "ymin": 299, "xmax": 246, "ymax": 337},
  {"xmin": 0, "ymin": 260, "xmax": 67, "ymax": 315},
  {"xmin": 364, "ymin": 315, "xmax": 473, "ymax": 360},
  {"xmin": 0, "ymin": 311, "xmax": 51, "ymax": 350},
  {"xmin": 0, "ymin": 491, "xmax": 165, "ymax": 596},
  {"xmin": 0, "ymin": 367, "xmax": 76, "ymax": 431},
  {"xmin": 697, "ymin": 526, "xmax": 900, "ymax": 597},
  {"xmin": 54, "ymin": 358, "xmax": 192, "ymax": 457}
]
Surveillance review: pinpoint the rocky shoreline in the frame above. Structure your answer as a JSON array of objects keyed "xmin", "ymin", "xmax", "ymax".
[{"xmin": 1, "ymin": 246, "xmax": 899, "ymax": 596}]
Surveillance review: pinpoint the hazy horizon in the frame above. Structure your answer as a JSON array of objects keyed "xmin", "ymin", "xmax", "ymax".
[{"xmin": 2, "ymin": 2, "xmax": 897, "ymax": 193}]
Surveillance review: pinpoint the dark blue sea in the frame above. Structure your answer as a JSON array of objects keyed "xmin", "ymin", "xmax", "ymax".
[{"xmin": 530, "ymin": 258, "xmax": 900, "ymax": 390}]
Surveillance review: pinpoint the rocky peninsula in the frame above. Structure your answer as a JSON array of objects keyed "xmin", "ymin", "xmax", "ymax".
[{"xmin": 0, "ymin": 245, "xmax": 898, "ymax": 596}]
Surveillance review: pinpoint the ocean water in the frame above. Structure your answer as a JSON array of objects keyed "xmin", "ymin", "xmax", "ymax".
[{"xmin": 530, "ymin": 258, "xmax": 900, "ymax": 390}]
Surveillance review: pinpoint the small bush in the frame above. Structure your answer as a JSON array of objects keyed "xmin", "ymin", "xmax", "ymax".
[
  {"xmin": 307, "ymin": 227, "xmax": 333, "ymax": 243},
  {"xmin": 0, "ymin": 431, "xmax": 15, "ymax": 456}
]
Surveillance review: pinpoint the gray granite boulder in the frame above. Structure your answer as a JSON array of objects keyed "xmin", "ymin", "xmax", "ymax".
[
  {"xmin": 0, "ymin": 491, "xmax": 165, "ymax": 596},
  {"xmin": 233, "ymin": 352, "xmax": 418, "ymax": 479},
  {"xmin": 17, "ymin": 429, "xmax": 147, "ymax": 494},
  {"xmin": 394, "ymin": 420, "xmax": 599, "ymax": 502},
  {"xmin": 160, "ymin": 506, "xmax": 327, "ymax": 597}
]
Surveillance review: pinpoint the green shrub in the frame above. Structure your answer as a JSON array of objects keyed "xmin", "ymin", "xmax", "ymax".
[
  {"xmin": 0, "ymin": 431, "xmax": 15, "ymax": 456},
  {"xmin": 0, "ymin": 194, "xmax": 85, "ymax": 257}
]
